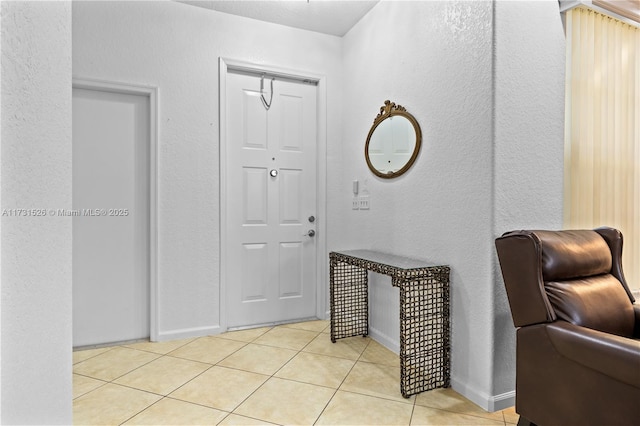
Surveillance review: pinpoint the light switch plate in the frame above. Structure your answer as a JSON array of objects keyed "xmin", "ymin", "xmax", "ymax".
[
  {"xmin": 359, "ymin": 196, "xmax": 370, "ymax": 210},
  {"xmin": 352, "ymin": 197, "xmax": 359, "ymax": 210}
]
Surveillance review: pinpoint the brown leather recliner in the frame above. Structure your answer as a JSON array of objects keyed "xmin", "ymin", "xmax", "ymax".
[{"xmin": 495, "ymin": 227, "xmax": 640, "ymax": 426}]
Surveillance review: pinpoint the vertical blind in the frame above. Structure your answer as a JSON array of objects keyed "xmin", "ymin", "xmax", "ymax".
[{"xmin": 564, "ymin": 7, "xmax": 639, "ymax": 290}]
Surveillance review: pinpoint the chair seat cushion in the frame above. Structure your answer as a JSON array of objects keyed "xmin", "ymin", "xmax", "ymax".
[{"xmin": 546, "ymin": 274, "xmax": 635, "ymax": 337}]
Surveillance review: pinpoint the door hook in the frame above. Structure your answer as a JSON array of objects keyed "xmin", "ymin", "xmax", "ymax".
[{"xmin": 260, "ymin": 74, "xmax": 274, "ymax": 110}]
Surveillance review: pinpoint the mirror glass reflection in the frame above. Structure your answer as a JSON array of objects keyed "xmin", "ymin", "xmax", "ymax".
[
  {"xmin": 365, "ymin": 100, "xmax": 422, "ymax": 179},
  {"xmin": 367, "ymin": 115, "xmax": 416, "ymax": 174}
]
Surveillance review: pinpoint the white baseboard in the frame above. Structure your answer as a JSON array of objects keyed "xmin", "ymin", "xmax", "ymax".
[
  {"xmin": 327, "ymin": 318, "xmax": 516, "ymax": 413},
  {"xmin": 489, "ymin": 389, "xmax": 516, "ymax": 411},
  {"xmin": 450, "ymin": 377, "xmax": 515, "ymax": 412},
  {"xmin": 155, "ymin": 325, "xmax": 222, "ymax": 342},
  {"xmin": 368, "ymin": 326, "xmax": 399, "ymax": 354}
]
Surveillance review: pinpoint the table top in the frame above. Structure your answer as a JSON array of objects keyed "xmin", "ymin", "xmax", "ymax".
[{"xmin": 331, "ymin": 249, "xmax": 445, "ymax": 271}]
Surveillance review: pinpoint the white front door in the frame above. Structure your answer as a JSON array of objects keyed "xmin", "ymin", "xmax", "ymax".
[
  {"xmin": 225, "ymin": 71, "xmax": 318, "ymax": 328},
  {"xmin": 72, "ymin": 87, "xmax": 150, "ymax": 347}
]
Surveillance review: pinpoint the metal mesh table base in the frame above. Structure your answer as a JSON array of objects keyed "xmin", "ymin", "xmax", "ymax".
[{"xmin": 329, "ymin": 251, "xmax": 450, "ymax": 398}]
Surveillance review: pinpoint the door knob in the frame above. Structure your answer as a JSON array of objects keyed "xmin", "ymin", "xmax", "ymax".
[{"xmin": 303, "ymin": 229, "xmax": 316, "ymax": 237}]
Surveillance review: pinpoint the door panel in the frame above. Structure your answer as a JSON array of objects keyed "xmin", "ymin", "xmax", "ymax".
[
  {"xmin": 243, "ymin": 167, "xmax": 268, "ymax": 224},
  {"xmin": 226, "ymin": 72, "xmax": 317, "ymax": 327},
  {"xmin": 279, "ymin": 242, "xmax": 303, "ymax": 297},
  {"xmin": 280, "ymin": 169, "xmax": 302, "ymax": 224},
  {"xmin": 280, "ymin": 94, "xmax": 303, "ymax": 151},
  {"xmin": 241, "ymin": 243, "xmax": 268, "ymax": 301},
  {"xmin": 244, "ymin": 91, "xmax": 268, "ymax": 149},
  {"xmin": 72, "ymin": 87, "xmax": 149, "ymax": 347}
]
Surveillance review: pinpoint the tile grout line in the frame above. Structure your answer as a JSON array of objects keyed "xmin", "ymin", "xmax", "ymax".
[
  {"xmin": 334, "ymin": 338, "xmax": 417, "ymax": 406},
  {"xmin": 78, "ymin": 321, "xmax": 470, "ymax": 426},
  {"xmin": 253, "ymin": 325, "xmax": 362, "ymax": 425},
  {"xmin": 74, "ymin": 343, "xmax": 182, "ymax": 385},
  {"xmin": 118, "ymin": 395, "xmax": 167, "ymax": 426},
  {"xmin": 73, "ymin": 348, "xmax": 163, "ymax": 395},
  {"xmin": 78, "ymin": 337, "xmax": 220, "ymax": 423},
  {"xmin": 220, "ymin": 328, "xmax": 325, "ymax": 425},
  {"xmin": 73, "ymin": 342, "xmax": 203, "ymax": 425},
  {"xmin": 102, "ymin": 349, "xmax": 165, "ymax": 383},
  {"xmin": 73, "ymin": 323, "xmax": 301, "ymax": 424},
  {"xmin": 161, "ymin": 342, "xmax": 247, "ymax": 401},
  {"xmin": 268, "ymin": 339, "xmax": 312, "ymax": 379},
  {"xmin": 408, "ymin": 402, "xmax": 417, "ymax": 426},
  {"xmin": 162, "ymin": 325, "xmax": 292, "ymax": 425},
  {"xmin": 72, "ymin": 345, "xmax": 118, "ymax": 366},
  {"xmin": 414, "ymin": 403, "xmax": 509, "ymax": 424},
  {"xmin": 116, "ymin": 331, "xmax": 267, "ymax": 426},
  {"xmin": 71, "ymin": 375, "xmax": 109, "ymax": 401},
  {"xmin": 120, "ymin": 335, "xmax": 200, "ymax": 356},
  {"xmin": 76, "ymin": 342, "xmax": 212, "ymax": 424},
  {"xmin": 161, "ymin": 394, "xmax": 232, "ymax": 416},
  {"xmin": 312, "ymin": 336, "xmax": 373, "ymax": 425}
]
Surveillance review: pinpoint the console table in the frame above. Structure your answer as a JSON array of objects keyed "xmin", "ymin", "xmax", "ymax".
[{"xmin": 329, "ymin": 250, "xmax": 450, "ymax": 398}]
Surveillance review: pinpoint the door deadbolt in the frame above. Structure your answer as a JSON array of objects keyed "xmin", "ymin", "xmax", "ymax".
[{"xmin": 308, "ymin": 216, "xmax": 315, "ymax": 223}]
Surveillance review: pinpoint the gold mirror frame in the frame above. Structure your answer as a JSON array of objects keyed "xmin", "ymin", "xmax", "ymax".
[{"xmin": 365, "ymin": 100, "xmax": 422, "ymax": 179}]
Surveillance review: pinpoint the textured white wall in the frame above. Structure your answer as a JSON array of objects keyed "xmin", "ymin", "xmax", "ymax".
[
  {"xmin": 1, "ymin": 2, "xmax": 73, "ymax": 423},
  {"xmin": 72, "ymin": 1, "xmax": 343, "ymax": 339},
  {"xmin": 340, "ymin": 0, "xmax": 565, "ymax": 411},
  {"xmin": 340, "ymin": 0, "xmax": 495, "ymax": 408},
  {"xmin": 492, "ymin": 0, "xmax": 566, "ymax": 401}
]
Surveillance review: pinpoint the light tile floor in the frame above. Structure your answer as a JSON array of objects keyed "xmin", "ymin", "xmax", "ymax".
[{"xmin": 73, "ymin": 320, "xmax": 519, "ymax": 425}]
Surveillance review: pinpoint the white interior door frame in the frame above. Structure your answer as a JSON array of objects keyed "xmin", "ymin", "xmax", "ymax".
[
  {"xmin": 219, "ymin": 57, "xmax": 328, "ymax": 331},
  {"xmin": 72, "ymin": 76, "xmax": 159, "ymax": 341}
]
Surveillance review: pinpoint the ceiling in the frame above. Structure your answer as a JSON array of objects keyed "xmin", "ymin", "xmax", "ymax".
[{"xmin": 177, "ymin": 0, "xmax": 380, "ymax": 36}]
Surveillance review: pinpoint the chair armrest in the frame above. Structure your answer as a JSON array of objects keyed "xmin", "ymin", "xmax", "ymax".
[
  {"xmin": 546, "ymin": 321, "xmax": 640, "ymax": 389},
  {"xmin": 634, "ymin": 305, "xmax": 640, "ymax": 338}
]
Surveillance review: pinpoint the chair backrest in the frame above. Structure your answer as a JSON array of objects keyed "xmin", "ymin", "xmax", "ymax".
[{"xmin": 495, "ymin": 227, "xmax": 636, "ymax": 337}]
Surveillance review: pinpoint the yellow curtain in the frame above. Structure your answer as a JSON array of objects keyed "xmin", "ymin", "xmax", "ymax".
[{"xmin": 564, "ymin": 7, "xmax": 639, "ymax": 291}]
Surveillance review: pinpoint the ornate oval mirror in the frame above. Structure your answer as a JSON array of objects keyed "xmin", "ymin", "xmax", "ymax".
[{"xmin": 365, "ymin": 100, "xmax": 422, "ymax": 179}]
